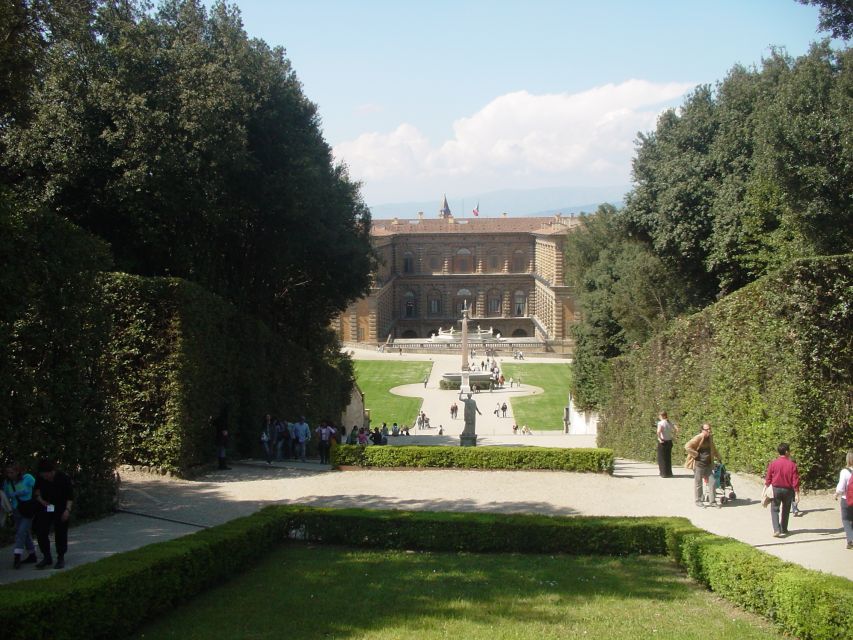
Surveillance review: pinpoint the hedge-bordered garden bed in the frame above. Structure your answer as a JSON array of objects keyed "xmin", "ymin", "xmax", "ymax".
[
  {"xmin": 332, "ymin": 445, "xmax": 615, "ymax": 473},
  {"xmin": 0, "ymin": 507, "xmax": 849, "ymax": 640}
]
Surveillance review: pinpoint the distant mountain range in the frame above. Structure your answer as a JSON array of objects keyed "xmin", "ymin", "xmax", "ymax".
[{"xmin": 368, "ymin": 185, "xmax": 629, "ymax": 219}]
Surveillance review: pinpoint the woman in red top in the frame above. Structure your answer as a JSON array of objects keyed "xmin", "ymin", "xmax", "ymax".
[{"xmin": 765, "ymin": 442, "xmax": 800, "ymax": 538}]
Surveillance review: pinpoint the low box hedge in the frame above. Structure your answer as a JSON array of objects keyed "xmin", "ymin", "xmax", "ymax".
[
  {"xmin": 0, "ymin": 506, "xmax": 849, "ymax": 640},
  {"xmin": 333, "ymin": 444, "xmax": 615, "ymax": 473}
]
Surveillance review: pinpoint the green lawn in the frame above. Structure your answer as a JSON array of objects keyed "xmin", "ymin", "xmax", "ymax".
[
  {"xmin": 501, "ymin": 363, "xmax": 571, "ymax": 431},
  {"xmin": 134, "ymin": 545, "xmax": 774, "ymax": 640},
  {"xmin": 354, "ymin": 360, "xmax": 433, "ymax": 427}
]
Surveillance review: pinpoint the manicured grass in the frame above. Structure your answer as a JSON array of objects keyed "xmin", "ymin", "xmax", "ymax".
[
  {"xmin": 354, "ymin": 360, "xmax": 433, "ymax": 427},
  {"xmin": 134, "ymin": 544, "xmax": 774, "ymax": 640},
  {"xmin": 501, "ymin": 363, "xmax": 571, "ymax": 431}
]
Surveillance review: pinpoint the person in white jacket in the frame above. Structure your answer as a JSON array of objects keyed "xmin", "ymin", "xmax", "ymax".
[{"xmin": 834, "ymin": 449, "xmax": 853, "ymax": 550}]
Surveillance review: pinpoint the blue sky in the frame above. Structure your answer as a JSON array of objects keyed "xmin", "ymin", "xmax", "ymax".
[{"xmin": 226, "ymin": 0, "xmax": 827, "ymax": 207}]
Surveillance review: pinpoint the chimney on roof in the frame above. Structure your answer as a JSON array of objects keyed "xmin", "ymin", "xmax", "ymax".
[
  {"xmin": 418, "ymin": 211, "xmax": 424, "ymax": 220},
  {"xmin": 392, "ymin": 217, "xmax": 399, "ymax": 225},
  {"xmin": 502, "ymin": 212, "xmax": 508, "ymax": 217}
]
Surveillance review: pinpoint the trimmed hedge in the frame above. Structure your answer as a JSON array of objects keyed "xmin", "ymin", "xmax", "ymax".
[
  {"xmin": 0, "ymin": 207, "xmax": 118, "ymax": 517},
  {"xmin": 0, "ymin": 507, "xmax": 850, "ymax": 640},
  {"xmin": 332, "ymin": 444, "xmax": 614, "ymax": 473},
  {"xmin": 99, "ymin": 273, "xmax": 353, "ymax": 473},
  {"xmin": 598, "ymin": 255, "xmax": 853, "ymax": 487},
  {"xmin": 0, "ymin": 508, "xmax": 289, "ymax": 640}
]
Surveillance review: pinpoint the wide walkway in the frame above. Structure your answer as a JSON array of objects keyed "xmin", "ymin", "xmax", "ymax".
[
  {"xmin": 0, "ymin": 458, "xmax": 848, "ymax": 586},
  {"xmin": 1, "ymin": 347, "xmax": 848, "ymax": 586}
]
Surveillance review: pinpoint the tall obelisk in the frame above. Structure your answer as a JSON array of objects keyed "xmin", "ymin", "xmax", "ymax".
[{"xmin": 460, "ymin": 301, "xmax": 471, "ymax": 394}]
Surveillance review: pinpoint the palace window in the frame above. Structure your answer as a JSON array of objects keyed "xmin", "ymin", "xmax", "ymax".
[
  {"xmin": 404, "ymin": 291, "xmax": 417, "ymax": 318},
  {"xmin": 403, "ymin": 251, "xmax": 415, "ymax": 274},
  {"xmin": 453, "ymin": 248, "xmax": 473, "ymax": 273},
  {"xmin": 487, "ymin": 289, "xmax": 502, "ymax": 316},
  {"xmin": 512, "ymin": 250, "xmax": 527, "ymax": 272},
  {"xmin": 514, "ymin": 290, "xmax": 526, "ymax": 316}
]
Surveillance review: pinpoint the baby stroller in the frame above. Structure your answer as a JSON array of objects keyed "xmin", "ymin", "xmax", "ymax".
[{"xmin": 704, "ymin": 462, "xmax": 737, "ymax": 505}]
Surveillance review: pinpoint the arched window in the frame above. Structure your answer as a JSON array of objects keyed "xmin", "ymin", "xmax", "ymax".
[
  {"xmin": 453, "ymin": 248, "xmax": 473, "ymax": 273},
  {"xmin": 403, "ymin": 291, "xmax": 417, "ymax": 318},
  {"xmin": 513, "ymin": 290, "xmax": 526, "ymax": 317},
  {"xmin": 455, "ymin": 288, "xmax": 473, "ymax": 316},
  {"xmin": 403, "ymin": 251, "xmax": 415, "ymax": 274},
  {"xmin": 487, "ymin": 289, "xmax": 502, "ymax": 316},
  {"xmin": 512, "ymin": 250, "xmax": 527, "ymax": 273}
]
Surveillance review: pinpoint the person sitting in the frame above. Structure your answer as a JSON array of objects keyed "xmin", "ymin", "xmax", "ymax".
[
  {"xmin": 521, "ymin": 424, "xmax": 532, "ymax": 435},
  {"xmin": 370, "ymin": 428, "xmax": 384, "ymax": 445},
  {"xmin": 400, "ymin": 424, "xmax": 410, "ymax": 436},
  {"xmin": 392, "ymin": 423, "xmax": 399, "ymax": 436},
  {"xmin": 357, "ymin": 428, "xmax": 368, "ymax": 445},
  {"xmin": 381, "ymin": 423, "xmax": 389, "ymax": 438}
]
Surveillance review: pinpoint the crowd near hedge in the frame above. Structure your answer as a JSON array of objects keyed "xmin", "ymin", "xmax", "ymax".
[
  {"xmin": 333, "ymin": 445, "xmax": 614, "ymax": 473},
  {"xmin": 598, "ymin": 255, "xmax": 852, "ymax": 488},
  {"xmin": 0, "ymin": 263, "xmax": 355, "ymax": 515},
  {"xmin": 100, "ymin": 273, "xmax": 352, "ymax": 474},
  {"xmin": 0, "ymin": 506, "xmax": 849, "ymax": 640}
]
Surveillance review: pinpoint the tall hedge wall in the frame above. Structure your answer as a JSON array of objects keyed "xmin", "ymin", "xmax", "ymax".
[
  {"xmin": 0, "ymin": 207, "xmax": 118, "ymax": 518},
  {"xmin": 598, "ymin": 255, "xmax": 852, "ymax": 487},
  {"xmin": 99, "ymin": 273, "xmax": 353, "ymax": 474}
]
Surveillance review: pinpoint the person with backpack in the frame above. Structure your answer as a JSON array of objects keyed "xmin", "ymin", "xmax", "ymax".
[{"xmin": 834, "ymin": 449, "xmax": 853, "ymax": 550}]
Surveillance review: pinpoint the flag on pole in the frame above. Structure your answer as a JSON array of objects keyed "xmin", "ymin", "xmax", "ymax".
[{"xmin": 472, "ymin": 201, "xmax": 479, "ymax": 216}]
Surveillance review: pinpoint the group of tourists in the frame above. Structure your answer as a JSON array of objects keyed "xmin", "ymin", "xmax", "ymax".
[
  {"xmin": 511, "ymin": 424, "xmax": 532, "ymax": 435},
  {"xmin": 257, "ymin": 414, "xmax": 313, "ymax": 464},
  {"xmin": 656, "ymin": 410, "xmax": 852, "ymax": 548},
  {"xmin": 346, "ymin": 422, "xmax": 413, "ymax": 447},
  {"xmin": 415, "ymin": 411, "xmax": 432, "ymax": 430},
  {"xmin": 2, "ymin": 460, "xmax": 73, "ymax": 571}
]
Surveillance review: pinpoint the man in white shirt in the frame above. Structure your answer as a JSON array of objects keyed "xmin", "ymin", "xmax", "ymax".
[{"xmin": 656, "ymin": 411, "xmax": 679, "ymax": 478}]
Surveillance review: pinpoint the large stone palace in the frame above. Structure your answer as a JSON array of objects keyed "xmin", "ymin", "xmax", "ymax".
[{"xmin": 335, "ymin": 197, "xmax": 582, "ymax": 349}]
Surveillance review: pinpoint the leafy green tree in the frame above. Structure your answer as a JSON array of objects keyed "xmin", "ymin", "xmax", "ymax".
[
  {"xmin": 3, "ymin": 0, "xmax": 375, "ymax": 342},
  {"xmin": 798, "ymin": 0, "xmax": 853, "ymax": 40}
]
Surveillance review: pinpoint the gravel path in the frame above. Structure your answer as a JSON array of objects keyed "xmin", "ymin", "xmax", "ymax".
[{"xmin": 1, "ymin": 459, "xmax": 847, "ymax": 585}]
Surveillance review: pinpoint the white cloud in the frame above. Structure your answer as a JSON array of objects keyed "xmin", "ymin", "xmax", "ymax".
[{"xmin": 333, "ymin": 79, "xmax": 692, "ymax": 204}]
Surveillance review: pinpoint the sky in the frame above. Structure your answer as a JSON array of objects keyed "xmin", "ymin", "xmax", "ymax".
[{"xmin": 224, "ymin": 0, "xmax": 828, "ymax": 208}]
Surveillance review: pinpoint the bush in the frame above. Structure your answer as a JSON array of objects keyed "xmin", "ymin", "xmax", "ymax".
[
  {"xmin": 665, "ymin": 522, "xmax": 853, "ymax": 640},
  {"xmin": 0, "ymin": 508, "xmax": 289, "ymax": 640},
  {"xmin": 0, "ymin": 506, "xmax": 849, "ymax": 640},
  {"xmin": 598, "ymin": 255, "xmax": 853, "ymax": 487},
  {"xmin": 99, "ymin": 273, "xmax": 353, "ymax": 474},
  {"xmin": 332, "ymin": 445, "xmax": 614, "ymax": 473}
]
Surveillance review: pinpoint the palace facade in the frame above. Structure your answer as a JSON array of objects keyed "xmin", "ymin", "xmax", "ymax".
[{"xmin": 335, "ymin": 202, "xmax": 581, "ymax": 349}]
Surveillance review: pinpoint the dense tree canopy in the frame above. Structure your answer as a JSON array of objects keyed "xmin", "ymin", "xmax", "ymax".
[
  {"xmin": 568, "ymin": 43, "xmax": 852, "ymax": 410},
  {"xmin": 3, "ymin": 0, "xmax": 375, "ymax": 341}
]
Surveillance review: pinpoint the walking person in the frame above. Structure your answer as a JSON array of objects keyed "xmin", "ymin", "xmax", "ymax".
[
  {"xmin": 764, "ymin": 442, "xmax": 800, "ymax": 538},
  {"xmin": 293, "ymin": 416, "xmax": 310, "ymax": 462},
  {"xmin": 260, "ymin": 414, "xmax": 273, "ymax": 464},
  {"xmin": 3, "ymin": 463, "xmax": 38, "ymax": 568},
  {"xmin": 315, "ymin": 421, "xmax": 335, "ymax": 464},
  {"xmin": 684, "ymin": 423, "xmax": 722, "ymax": 508},
  {"xmin": 33, "ymin": 460, "xmax": 73, "ymax": 569},
  {"xmin": 656, "ymin": 411, "xmax": 679, "ymax": 478},
  {"xmin": 833, "ymin": 449, "xmax": 853, "ymax": 549},
  {"xmin": 501, "ymin": 402, "xmax": 507, "ymax": 418}
]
